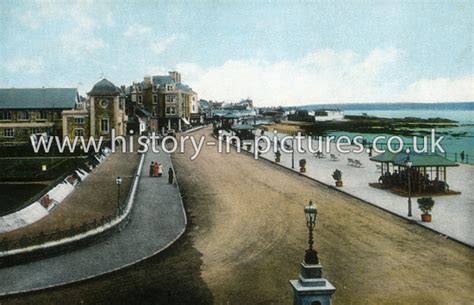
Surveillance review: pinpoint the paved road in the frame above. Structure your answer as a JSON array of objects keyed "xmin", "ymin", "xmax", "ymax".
[{"xmin": 0, "ymin": 148, "xmax": 186, "ymax": 296}]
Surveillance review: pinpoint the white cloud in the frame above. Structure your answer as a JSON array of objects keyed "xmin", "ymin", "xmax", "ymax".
[
  {"xmin": 298, "ymin": 49, "xmax": 358, "ymax": 67},
  {"xmin": 17, "ymin": 0, "xmax": 100, "ymax": 30},
  {"xmin": 148, "ymin": 66, "xmax": 169, "ymax": 76},
  {"xmin": 14, "ymin": 1, "xmax": 112, "ymax": 60},
  {"xmin": 150, "ymin": 34, "xmax": 179, "ymax": 55},
  {"xmin": 124, "ymin": 23, "xmax": 152, "ymax": 38},
  {"xmin": 61, "ymin": 29, "xmax": 107, "ymax": 56},
  {"xmin": 176, "ymin": 48, "xmax": 473, "ymax": 105},
  {"xmin": 5, "ymin": 57, "xmax": 44, "ymax": 74},
  {"xmin": 400, "ymin": 76, "xmax": 474, "ymax": 102}
]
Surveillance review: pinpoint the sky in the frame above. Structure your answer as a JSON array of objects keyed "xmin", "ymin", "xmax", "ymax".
[{"xmin": 0, "ymin": 0, "xmax": 473, "ymax": 106}]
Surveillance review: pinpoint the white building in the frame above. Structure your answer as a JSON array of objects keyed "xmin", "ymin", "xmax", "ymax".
[{"xmin": 313, "ymin": 109, "xmax": 344, "ymax": 121}]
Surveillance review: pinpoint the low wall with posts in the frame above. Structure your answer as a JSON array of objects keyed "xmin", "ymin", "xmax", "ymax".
[{"xmin": 0, "ymin": 152, "xmax": 145, "ymax": 267}]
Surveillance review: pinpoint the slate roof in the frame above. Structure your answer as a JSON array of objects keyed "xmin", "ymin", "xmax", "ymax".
[
  {"xmin": 221, "ymin": 113, "xmax": 241, "ymax": 119},
  {"xmin": 176, "ymin": 83, "xmax": 192, "ymax": 92},
  {"xmin": 370, "ymin": 151, "xmax": 399, "ymax": 163},
  {"xmin": 371, "ymin": 151, "xmax": 459, "ymax": 167},
  {"xmin": 88, "ymin": 79, "xmax": 121, "ymax": 96},
  {"xmin": 231, "ymin": 124, "xmax": 256, "ymax": 130},
  {"xmin": 0, "ymin": 88, "xmax": 78, "ymax": 109},
  {"xmin": 392, "ymin": 152, "xmax": 459, "ymax": 167},
  {"xmin": 152, "ymin": 75, "xmax": 176, "ymax": 85},
  {"xmin": 135, "ymin": 107, "xmax": 152, "ymax": 117}
]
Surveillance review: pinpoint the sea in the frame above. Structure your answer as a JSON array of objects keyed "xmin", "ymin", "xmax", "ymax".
[{"xmin": 298, "ymin": 102, "xmax": 474, "ymax": 163}]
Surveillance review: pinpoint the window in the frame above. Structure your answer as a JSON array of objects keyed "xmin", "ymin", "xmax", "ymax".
[
  {"xmin": 153, "ymin": 95, "xmax": 158, "ymax": 104},
  {"xmin": 138, "ymin": 95, "xmax": 143, "ymax": 104},
  {"xmin": 18, "ymin": 111, "xmax": 30, "ymax": 120},
  {"xmin": 165, "ymin": 95, "xmax": 177, "ymax": 103},
  {"xmin": 152, "ymin": 106, "xmax": 157, "ymax": 116},
  {"xmin": 166, "ymin": 106, "xmax": 176, "ymax": 115},
  {"xmin": 166, "ymin": 85, "xmax": 173, "ymax": 92},
  {"xmin": 38, "ymin": 110, "xmax": 48, "ymax": 120},
  {"xmin": 100, "ymin": 118, "xmax": 109, "ymax": 133},
  {"xmin": 4, "ymin": 128, "xmax": 15, "ymax": 138},
  {"xmin": 0, "ymin": 111, "xmax": 12, "ymax": 121},
  {"xmin": 74, "ymin": 129, "xmax": 84, "ymax": 137},
  {"xmin": 75, "ymin": 102, "xmax": 85, "ymax": 110},
  {"xmin": 74, "ymin": 117, "xmax": 84, "ymax": 124},
  {"xmin": 153, "ymin": 85, "xmax": 157, "ymax": 92},
  {"xmin": 31, "ymin": 128, "xmax": 42, "ymax": 134},
  {"xmin": 100, "ymin": 99, "xmax": 109, "ymax": 108}
]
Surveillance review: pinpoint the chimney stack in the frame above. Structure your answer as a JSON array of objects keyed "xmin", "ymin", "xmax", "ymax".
[
  {"xmin": 168, "ymin": 71, "xmax": 181, "ymax": 83},
  {"xmin": 144, "ymin": 75, "xmax": 152, "ymax": 88}
]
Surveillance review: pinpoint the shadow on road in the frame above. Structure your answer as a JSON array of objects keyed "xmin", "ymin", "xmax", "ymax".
[{"xmin": 0, "ymin": 212, "xmax": 213, "ymax": 305}]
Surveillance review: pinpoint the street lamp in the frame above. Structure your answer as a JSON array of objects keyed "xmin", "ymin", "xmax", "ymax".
[
  {"xmin": 304, "ymin": 200, "xmax": 319, "ymax": 264},
  {"xmin": 292, "ymin": 136, "xmax": 295, "ymax": 169},
  {"xmin": 405, "ymin": 155, "xmax": 413, "ymax": 217},
  {"xmin": 115, "ymin": 176, "xmax": 122, "ymax": 213}
]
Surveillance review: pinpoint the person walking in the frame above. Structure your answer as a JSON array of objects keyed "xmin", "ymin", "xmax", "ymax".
[
  {"xmin": 460, "ymin": 151, "xmax": 465, "ymax": 163},
  {"xmin": 153, "ymin": 162, "xmax": 159, "ymax": 177},
  {"xmin": 149, "ymin": 161, "xmax": 154, "ymax": 177},
  {"xmin": 168, "ymin": 167, "xmax": 174, "ymax": 184}
]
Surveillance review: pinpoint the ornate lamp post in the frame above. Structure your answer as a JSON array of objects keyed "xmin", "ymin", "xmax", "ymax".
[
  {"xmin": 115, "ymin": 176, "xmax": 122, "ymax": 213},
  {"xmin": 405, "ymin": 155, "xmax": 413, "ymax": 217},
  {"xmin": 290, "ymin": 200, "xmax": 335, "ymax": 304},
  {"xmin": 304, "ymin": 200, "xmax": 319, "ymax": 264}
]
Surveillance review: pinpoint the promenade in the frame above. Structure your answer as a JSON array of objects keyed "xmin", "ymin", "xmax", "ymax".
[
  {"xmin": 2, "ymin": 127, "xmax": 472, "ymax": 305},
  {"xmin": 254, "ymin": 130, "xmax": 474, "ymax": 246},
  {"xmin": 0, "ymin": 147, "xmax": 186, "ymax": 296}
]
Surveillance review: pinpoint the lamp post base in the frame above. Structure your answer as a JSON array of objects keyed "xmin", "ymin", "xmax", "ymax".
[
  {"xmin": 305, "ymin": 249, "xmax": 319, "ymax": 265},
  {"xmin": 290, "ymin": 262, "xmax": 336, "ymax": 305}
]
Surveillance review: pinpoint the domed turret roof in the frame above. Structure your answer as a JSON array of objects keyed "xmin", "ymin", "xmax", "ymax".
[{"xmin": 88, "ymin": 79, "xmax": 121, "ymax": 96}]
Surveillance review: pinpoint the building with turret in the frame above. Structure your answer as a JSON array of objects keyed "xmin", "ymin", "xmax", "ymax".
[
  {"xmin": 62, "ymin": 79, "xmax": 127, "ymax": 140},
  {"xmin": 126, "ymin": 71, "xmax": 199, "ymax": 132}
]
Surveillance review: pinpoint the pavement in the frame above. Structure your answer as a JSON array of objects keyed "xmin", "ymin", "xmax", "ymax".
[
  {"xmin": 224, "ymin": 129, "xmax": 473, "ymax": 246},
  {"xmin": 0, "ymin": 147, "xmax": 186, "ymax": 296}
]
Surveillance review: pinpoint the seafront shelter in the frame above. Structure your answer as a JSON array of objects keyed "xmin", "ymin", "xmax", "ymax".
[
  {"xmin": 370, "ymin": 152, "xmax": 460, "ymax": 196},
  {"xmin": 220, "ymin": 113, "xmax": 241, "ymax": 130},
  {"xmin": 231, "ymin": 124, "xmax": 256, "ymax": 140}
]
